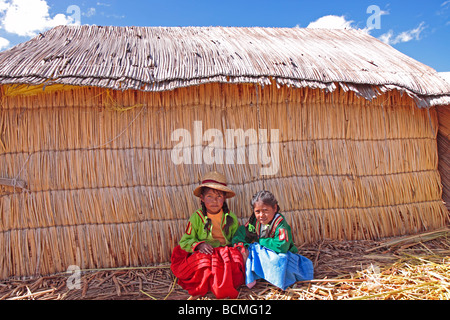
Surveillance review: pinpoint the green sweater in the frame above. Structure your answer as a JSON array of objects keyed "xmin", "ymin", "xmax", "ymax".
[
  {"xmin": 179, "ymin": 208, "xmax": 240, "ymax": 253},
  {"xmin": 232, "ymin": 213, "xmax": 298, "ymax": 254}
]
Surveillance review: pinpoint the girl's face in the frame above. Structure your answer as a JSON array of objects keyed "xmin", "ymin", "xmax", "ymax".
[
  {"xmin": 200, "ymin": 188, "xmax": 225, "ymax": 214},
  {"xmin": 253, "ymin": 200, "xmax": 277, "ymax": 225}
]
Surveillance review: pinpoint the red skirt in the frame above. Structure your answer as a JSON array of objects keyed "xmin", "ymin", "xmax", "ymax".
[{"xmin": 171, "ymin": 245, "xmax": 245, "ymax": 299}]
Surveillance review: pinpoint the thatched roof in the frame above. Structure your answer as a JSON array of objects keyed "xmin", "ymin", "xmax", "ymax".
[{"xmin": 0, "ymin": 25, "xmax": 449, "ymax": 107}]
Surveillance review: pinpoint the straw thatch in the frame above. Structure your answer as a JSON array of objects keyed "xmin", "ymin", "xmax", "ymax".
[
  {"xmin": 0, "ymin": 26, "xmax": 449, "ymax": 280},
  {"xmin": 0, "ymin": 26, "xmax": 449, "ymax": 107}
]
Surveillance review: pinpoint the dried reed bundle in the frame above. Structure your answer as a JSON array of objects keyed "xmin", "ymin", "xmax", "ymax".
[
  {"xmin": 258, "ymin": 257, "xmax": 450, "ymax": 300},
  {"xmin": 0, "ymin": 82, "xmax": 448, "ymax": 279},
  {"xmin": 0, "ymin": 265, "xmax": 185, "ymax": 300},
  {"xmin": 285, "ymin": 232, "xmax": 450, "ymax": 300}
]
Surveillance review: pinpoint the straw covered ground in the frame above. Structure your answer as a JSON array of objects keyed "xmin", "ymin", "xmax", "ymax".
[{"xmin": 0, "ymin": 227, "xmax": 448, "ymax": 300}]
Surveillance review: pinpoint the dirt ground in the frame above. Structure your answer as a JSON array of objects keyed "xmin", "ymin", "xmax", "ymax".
[{"xmin": 0, "ymin": 227, "xmax": 448, "ymax": 300}]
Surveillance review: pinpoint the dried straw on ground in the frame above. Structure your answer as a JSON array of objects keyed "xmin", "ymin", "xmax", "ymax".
[
  {"xmin": 0, "ymin": 228, "xmax": 448, "ymax": 300},
  {"xmin": 0, "ymin": 26, "xmax": 449, "ymax": 280}
]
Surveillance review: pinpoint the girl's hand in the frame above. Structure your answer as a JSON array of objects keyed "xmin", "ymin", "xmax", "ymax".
[
  {"xmin": 239, "ymin": 247, "xmax": 249, "ymax": 261},
  {"xmin": 196, "ymin": 242, "xmax": 214, "ymax": 255}
]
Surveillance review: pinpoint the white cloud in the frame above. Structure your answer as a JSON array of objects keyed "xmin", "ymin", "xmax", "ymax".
[
  {"xmin": 307, "ymin": 15, "xmax": 355, "ymax": 29},
  {"xmin": 0, "ymin": 36, "xmax": 9, "ymax": 49},
  {"xmin": 0, "ymin": 0, "xmax": 74, "ymax": 37},
  {"xmin": 84, "ymin": 7, "xmax": 96, "ymax": 18},
  {"xmin": 379, "ymin": 22, "xmax": 426, "ymax": 45},
  {"xmin": 378, "ymin": 30, "xmax": 394, "ymax": 44},
  {"xmin": 304, "ymin": 14, "xmax": 379, "ymax": 34},
  {"xmin": 439, "ymin": 72, "xmax": 450, "ymax": 83},
  {"xmin": 304, "ymin": 13, "xmax": 426, "ymax": 47}
]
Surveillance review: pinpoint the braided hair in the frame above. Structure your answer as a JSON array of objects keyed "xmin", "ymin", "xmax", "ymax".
[
  {"xmin": 251, "ymin": 190, "xmax": 280, "ymax": 212},
  {"xmin": 245, "ymin": 190, "xmax": 280, "ymax": 242},
  {"xmin": 200, "ymin": 187, "xmax": 234, "ymax": 235}
]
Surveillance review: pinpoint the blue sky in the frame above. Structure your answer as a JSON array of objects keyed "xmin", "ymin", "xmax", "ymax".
[{"xmin": 0, "ymin": 0, "xmax": 449, "ymax": 71}]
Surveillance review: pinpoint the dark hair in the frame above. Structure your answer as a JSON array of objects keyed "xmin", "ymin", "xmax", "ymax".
[
  {"xmin": 250, "ymin": 190, "xmax": 280, "ymax": 212},
  {"xmin": 200, "ymin": 187, "xmax": 234, "ymax": 235},
  {"xmin": 245, "ymin": 190, "xmax": 280, "ymax": 242}
]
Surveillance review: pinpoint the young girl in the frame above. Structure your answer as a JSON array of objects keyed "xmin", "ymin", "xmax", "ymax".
[
  {"xmin": 232, "ymin": 190, "xmax": 314, "ymax": 290},
  {"xmin": 170, "ymin": 171, "xmax": 245, "ymax": 299}
]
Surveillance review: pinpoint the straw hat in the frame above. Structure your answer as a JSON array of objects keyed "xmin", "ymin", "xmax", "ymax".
[{"xmin": 193, "ymin": 171, "xmax": 235, "ymax": 199}]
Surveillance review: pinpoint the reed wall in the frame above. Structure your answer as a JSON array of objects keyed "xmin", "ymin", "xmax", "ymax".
[
  {"xmin": 0, "ymin": 82, "xmax": 448, "ymax": 279},
  {"xmin": 437, "ymin": 105, "xmax": 450, "ymax": 210}
]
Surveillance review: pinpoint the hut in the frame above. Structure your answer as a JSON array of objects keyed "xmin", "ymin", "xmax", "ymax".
[{"xmin": 0, "ymin": 26, "xmax": 449, "ymax": 279}]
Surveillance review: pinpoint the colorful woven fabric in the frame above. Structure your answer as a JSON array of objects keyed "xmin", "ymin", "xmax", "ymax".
[
  {"xmin": 171, "ymin": 245, "xmax": 245, "ymax": 298},
  {"xmin": 245, "ymin": 243, "xmax": 314, "ymax": 290}
]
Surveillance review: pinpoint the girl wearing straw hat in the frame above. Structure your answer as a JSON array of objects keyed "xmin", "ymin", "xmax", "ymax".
[
  {"xmin": 170, "ymin": 171, "xmax": 245, "ymax": 299},
  {"xmin": 232, "ymin": 190, "xmax": 314, "ymax": 290}
]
